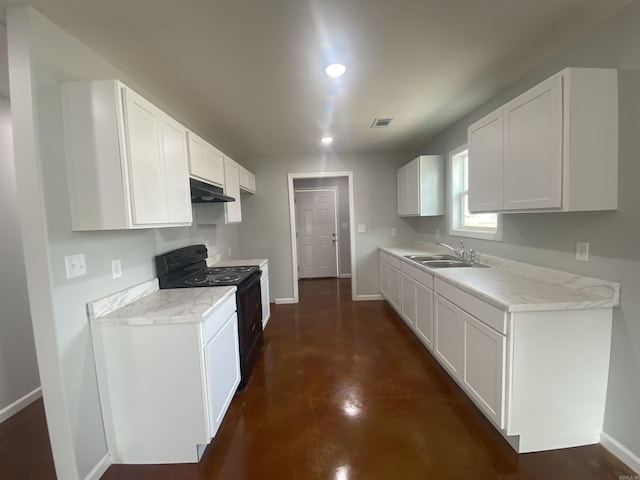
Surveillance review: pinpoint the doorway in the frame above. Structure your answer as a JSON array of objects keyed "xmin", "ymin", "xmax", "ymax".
[
  {"xmin": 295, "ymin": 188, "xmax": 339, "ymax": 279},
  {"xmin": 287, "ymin": 172, "xmax": 356, "ymax": 303}
]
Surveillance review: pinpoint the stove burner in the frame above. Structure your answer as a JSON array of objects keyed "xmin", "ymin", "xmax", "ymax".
[
  {"xmin": 184, "ymin": 275, "xmax": 208, "ymax": 285},
  {"xmin": 208, "ymin": 274, "xmax": 242, "ymax": 283},
  {"xmin": 229, "ymin": 266, "xmax": 254, "ymax": 273}
]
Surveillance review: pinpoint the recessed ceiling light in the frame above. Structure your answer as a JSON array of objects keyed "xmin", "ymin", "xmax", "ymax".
[
  {"xmin": 321, "ymin": 136, "xmax": 334, "ymax": 145},
  {"xmin": 325, "ymin": 63, "xmax": 346, "ymax": 78}
]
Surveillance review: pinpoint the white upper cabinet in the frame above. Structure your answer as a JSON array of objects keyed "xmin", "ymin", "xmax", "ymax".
[
  {"xmin": 187, "ymin": 131, "xmax": 224, "ymax": 187},
  {"xmin": 468, "ymin": 68, "xmax": 618, "ymax": 213},
  {"xmin": 468, "ymin": 110, "xmax": 504, "ymax": 212},
  {"xmin": 238, "ymin": 165, "xmax": 256, "ymax": 194},
  {"xmin": 397, "ymin": 155, "xmax": 445, "ymax": 216},
  {"xmin": 61, "ymin": 80, "xmax": 192, "ymax": 230},
  {"xmin": 223, "ymin": 157, "xmax": 242, "ymax": 223}
]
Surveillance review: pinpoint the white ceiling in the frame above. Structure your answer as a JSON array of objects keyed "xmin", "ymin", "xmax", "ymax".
[{"xmin": 0, "ymin": 0, "xmax": 631, "ymax": 158}]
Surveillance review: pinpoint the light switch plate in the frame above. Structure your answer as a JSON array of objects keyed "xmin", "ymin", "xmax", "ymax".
[
  {"xmin": 391, "ymin": 228, "xmax": 397, "ymax": 236},
  {"xmin": 112, "ymin": 259, "xmax": 122, "ymax": 279},
  {"xmin": 65, "ymin": 254, "xmax": 87, "ymax": 279},
  {"xmin": 576, "ymin": 241, "xmax": 589, "ymax": 261},
  {"xmin": 341, "ymin": 222, "xmax": 349, "ymax": 229},
  {"xmin": 357, "ymin": 224, "xmax": 366, "ymax": 233}
]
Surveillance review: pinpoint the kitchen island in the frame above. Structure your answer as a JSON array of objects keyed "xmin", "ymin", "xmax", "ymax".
[{"xmin": 379, "ymin": 246, "xmax": 620, "ymax": 453}]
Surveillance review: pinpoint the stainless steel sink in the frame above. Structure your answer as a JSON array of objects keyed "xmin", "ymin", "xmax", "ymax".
[
  {"xmin": 404, "ymin": 254, "xmax": 459, "ymax": 261},
  {"xmin": 404, "ymin": 255, "xmax": 488, "ymax": 269}
]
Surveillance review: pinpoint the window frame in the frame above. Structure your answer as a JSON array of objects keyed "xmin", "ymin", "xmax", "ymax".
[{"xmin": 448, "ymin": 145, "xmax": 503, "ymax": 241}]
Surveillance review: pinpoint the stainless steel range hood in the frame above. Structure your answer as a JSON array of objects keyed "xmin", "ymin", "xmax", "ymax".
[{"xmin": 190, "ymin": 178, "xmax": 235, "ymax": 203}]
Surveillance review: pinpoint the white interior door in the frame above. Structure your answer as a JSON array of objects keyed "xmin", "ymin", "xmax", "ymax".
[{"xmin": 296, "ymin": 189, "xmax": 338, "ymax": 278}]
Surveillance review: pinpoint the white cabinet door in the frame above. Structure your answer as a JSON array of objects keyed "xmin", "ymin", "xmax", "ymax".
[
  {"xmin": 239, "ymin": 166, "xmax": 256, "ymax": 193},
  {"xmin": 387, "ymin": 265, "xmax": 401, "ymax": 312},
  {"xmin": 468, "ymin": 110, "xmax": 504, "ymax": 213},
  {"xmin": 379, "ymin": 258, "xmax": 389, "ymax": 298},
  {"xmin": 415, "ymin": 282, "xmax": 433, "ymax": 350},
  {"xmin": 161, "ymin": 117, "xmax": 192, "ymax": 224},
  {"xmin": 434, "ymin": 294, "xmax": 465, "ymax": 380},
  {"xmin": 401, "ymin": 273, "xmax": 417, "ymax": 327},
  {"xmin": 187, "ymin": 132, "xmax": 224, "ymax": 187},
  {"xmin": 223, "ymin": 157, "xmax": 242, "ymax": 223},
  {"xmin": 122, "ymin": 87, "xmax": 167, "ymax": 225},
  {"xmin": 397, "ymin": 160, "xmax": 416, "ymax": 215},
  {"xmin": 463, "ymin": 312, "xmax": 506, "ymax": 427},
  {"xmin": 203, "ymin": 312, "xmax": 240, "ymax": 438},
  {"xmin": 503, "ymin": 75, "xmax": 563, "ymax": 210}
]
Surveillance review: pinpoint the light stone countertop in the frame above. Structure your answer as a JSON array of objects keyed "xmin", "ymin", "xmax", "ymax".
[
  {"xmin": 207, "ymin": 258, "xmax": 267, "ymax": 268},
  {"xmin": 88, "ymin": 278, "xmax": 236, "ymax": 327},
  {"xmin": 88, "ymin": 257, "xmax": 268, "ymax": 327},
  {"xmin": 381, "ymin": 246, "xmax": 620, "ymax": 313}
]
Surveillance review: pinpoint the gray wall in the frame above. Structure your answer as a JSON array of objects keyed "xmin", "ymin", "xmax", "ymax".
[
  {"xmin": 7, "ymin": 7, "xmax": 240, "ymax": 478},
  {"xmin": 0, "ymin": 90, "xmax": 40, "ymax": 412},
  {"xmin": 412, "ymin": 0, "xmax": 640, "ymax": 464},
  {"xmin": 238, "ymin": 151, "xmax": 414, "ymax": 300},
  {"xmin": 293, "ymin": 176, "xmax": 351, "ymax": 276}
]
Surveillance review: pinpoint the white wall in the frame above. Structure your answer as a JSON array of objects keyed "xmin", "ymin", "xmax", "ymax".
[
  {"xmin": 238, "ymin": 151, "xmax": 414, "ymax": 301},
  {"xmin": 6, "ymin": 7, "xmax": 239, "ymax": 479},
  {"xmin": 412, "ymin": 0, "xmax": 640, "ymax": 467},
  {"xmin": 0, "ymin": 78, "xmax": 40, "ymax": 414}
]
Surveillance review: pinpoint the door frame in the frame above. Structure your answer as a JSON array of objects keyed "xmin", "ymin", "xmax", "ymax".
[
  {"xmin": 287, "ymin": 172, "xmax": 356, "ymax": 303},
  {"xmin": 294, "ymin": 187, "xmax": 340, "ymax": 279}
]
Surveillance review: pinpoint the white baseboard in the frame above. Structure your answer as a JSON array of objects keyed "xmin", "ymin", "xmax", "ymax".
[
  {"xmin": 275, "ymin": 298, "xmax": 296, "ymax": 304},
  {"xmin": 354, "ymin": 294, "xmax": 384, "ymax": 301},
  {"xmin": 338, "ymin": 274, "xmax": 352, "ymax": 279},
  {"xmin": 0, "ymin": 387, "xmax": 42, "ymax": 423},
  {"xmin": 84, "ymin": 453, "xmax": 112, "ymax": 480},
  {"xmin": 601, "ymin": 431, "xmax": 640, "ymax": 474}
]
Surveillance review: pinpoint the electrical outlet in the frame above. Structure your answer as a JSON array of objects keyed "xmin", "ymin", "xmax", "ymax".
[
  {"xmin": 228, "ymin": 247, "xmax": 232, "ymax": 256},
  {"xmin": 391, "ymin": 228, "xmax": 397, "ymax": 236},
  {"xmin": 576, "ymin": 241, "xmax": 589, "ymax": 261},
  {"xmin": 65, "ymin": 254, "xmax": 87, "ymax": 279},
  {"xmin": 357, "ymin": 224, "xmax": 366, "ymax": 233},
  {"xmin": 112, "ymin": 259, "xmax": 122, "ymax": 279}
]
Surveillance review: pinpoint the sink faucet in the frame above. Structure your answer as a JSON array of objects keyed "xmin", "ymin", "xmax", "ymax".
[{"xmin": 437, "ymin": 241, "xmax": 465, "ymax": 260}]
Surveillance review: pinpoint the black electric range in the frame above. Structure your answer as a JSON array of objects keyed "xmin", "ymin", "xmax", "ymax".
[{"xmin": 155, "ymin": 245, "xmax": 263, "ymax": 390}]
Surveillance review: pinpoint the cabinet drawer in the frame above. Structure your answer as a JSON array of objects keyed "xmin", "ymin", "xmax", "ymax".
[
  {"xmin": 435, "ymin": 279, "xmax": 506, "ymax": 334},
  {"xmin": 401, "ymin": 260, "xmax": 433, "ymax": 289},
  {"xmin": 388, "ymin": 254, "xmax": 401, "ymax": 269},
  {"xmin": 202, "ymin": 293, "xmax": 237, "ymax": 344}
]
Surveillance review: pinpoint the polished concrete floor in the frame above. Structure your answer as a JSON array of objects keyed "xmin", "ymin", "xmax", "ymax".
[{"xmin": 1, "ymin": 278, "xmax": 636, "ymax": 479}]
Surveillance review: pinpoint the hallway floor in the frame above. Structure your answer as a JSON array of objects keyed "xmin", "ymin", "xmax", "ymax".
[{"xmin": 1, "ymin": 278, "xmax": 635, "ymax": 479}]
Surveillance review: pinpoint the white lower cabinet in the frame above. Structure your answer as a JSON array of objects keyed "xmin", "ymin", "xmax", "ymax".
[
  {"xmin": 414, "ymin": 282, "xmax": 433, "ymax": 349},
  {"xmin": 92, "ymin": 293, "xmax": 240, "ymax": 464},
  {"xmin": 203, "ymin": 310, "xmax": 241, "ymax": 439},
  {"xmin": 434, "ymin": 294, "xmax": 465, "ymax": 380},
  {"xmin": 380, "ymin": 249, "xmax": 613, "ymax": 453},
  {"xmin": 387, "ymin": 263, "xmax": 401, "ymax": 312},
  {"xmin": 400, "ymin": 273, "xmax": 417, "ymax": 328},
  {"xmin": 463, "ymin": 311, "xmax": 506, "ymax": 427}
]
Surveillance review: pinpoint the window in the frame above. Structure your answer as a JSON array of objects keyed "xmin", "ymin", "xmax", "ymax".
[{"xmin": 449, "ymin": 146, "xmax": 502, "ymax": 241}]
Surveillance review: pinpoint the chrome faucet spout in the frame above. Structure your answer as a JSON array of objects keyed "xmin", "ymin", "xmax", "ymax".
[{"xmin": 437, "ymin": 241, "xmax": 465, "ymax": 260}]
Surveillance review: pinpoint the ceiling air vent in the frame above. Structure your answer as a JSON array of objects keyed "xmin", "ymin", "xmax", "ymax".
[{"xmin": 371, "ymin": 117, "xmax": 393, "ymax": 128}]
